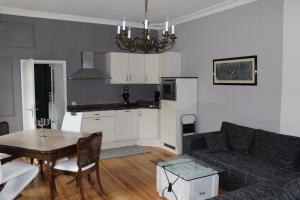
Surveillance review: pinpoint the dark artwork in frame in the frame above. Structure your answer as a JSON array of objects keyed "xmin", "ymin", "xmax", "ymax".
[{"xmin": 213, "ymin": 56, "xmax": 257, "ymax": 85}]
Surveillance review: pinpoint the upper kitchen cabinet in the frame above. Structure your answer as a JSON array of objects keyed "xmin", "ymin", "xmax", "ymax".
[
  {"xmin": 106, "ymin": 52, "xmax": 128, "ymax": 84},
  {"xmin": 145, "ymin": 54, "xmax": 160, "ymax": 84},
  {"xmin": 106, "ymin": 52, "xmax": 181, "ymax": 84},
  {"xmin": 160, "ymin": 52, "xmax": 182, "ymax": 77},
  {"xmin": 128, "ymin": 54, "xmax": 145, "ymax": 83}
]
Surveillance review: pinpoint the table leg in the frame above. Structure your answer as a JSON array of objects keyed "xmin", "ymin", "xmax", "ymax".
[{"xmin": 48, "ymin": 159, "xmax": 56, "ymax": 200}]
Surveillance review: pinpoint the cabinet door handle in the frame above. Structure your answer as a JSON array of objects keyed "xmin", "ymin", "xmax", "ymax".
[
  {"xmin": 145, "ymin": 75, "xmax": 148, "ymax": 82},
  {"xmin": 94, "ymin": 118, "xmax": 101, "ymax": 121},
  {"xmin": 94, "ymin": 113, "xmax": 100, "ymax": 116},
  {"xmin": 124, "ymin": 110, "xmax": 131, "ymax": 112},
  {"xmin": 126, "ymin": 75, "xmax": 128, "ymax": 81},
  {"xmin": 130, "ymin": 75, "xmax": 132, "ymax": 81}
]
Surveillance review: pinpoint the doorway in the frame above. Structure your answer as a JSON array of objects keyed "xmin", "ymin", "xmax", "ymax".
[{"xmin": 21, "ymin": 60, "xmax": 67, "ymax": 131}]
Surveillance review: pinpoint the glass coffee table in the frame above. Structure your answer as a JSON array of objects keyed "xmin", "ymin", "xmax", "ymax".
[{"xmin": 152, "ymin": 155, "xmax": 225, "ymax": 200}]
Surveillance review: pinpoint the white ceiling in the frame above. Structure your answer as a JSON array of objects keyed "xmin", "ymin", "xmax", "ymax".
[{"xmin": 0, "ymin": 0, "xmax": 256, "ymax": 27}]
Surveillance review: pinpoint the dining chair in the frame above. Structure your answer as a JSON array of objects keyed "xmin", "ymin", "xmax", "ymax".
[
  {"xmin": 0, "ymin": 160, "xmax": 39, "ymax": 200},
  {"xmin": 61, "ymin": 112, "xmax": 83, "ymax": 132},
  {"xmin": 0, "ymin": 122, "xmax": 17, "ymax": 164},
  {"xmin": 53, "ymin": 132, "xmax": 104, "ymax": 200},
  {"xmin": 43, "ymin": 112, "xmax": 83, "ymax": 168}
]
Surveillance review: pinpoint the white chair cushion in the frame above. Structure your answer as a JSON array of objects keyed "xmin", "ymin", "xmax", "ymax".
[
  {"xmin": 54, "ymin": 157, "xmax": 95, "ymax": 172},
  {"xmin": 0, "ymin": 153, "xmax": 11, "ymax": 160}
]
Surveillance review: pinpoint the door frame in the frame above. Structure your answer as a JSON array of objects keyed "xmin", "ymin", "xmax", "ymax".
[{"xmin": 20, "ymin": 59, "xmax": 67, "ymax": 129}]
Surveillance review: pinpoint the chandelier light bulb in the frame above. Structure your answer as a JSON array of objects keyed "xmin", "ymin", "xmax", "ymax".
[
  {"xmin": 165, "ymin": 21, "xmax": 169, "ymax": 32},
  {"xmin": 122, "ymin": 18, "xmax": 126, "ymax": 31},
  {"xmin": 117, "ymin": 25, "xmax": 121, "ymax": 34},
  {"xmin": 128, "ymin": 28, "xmax": 131, "ymax": 39},
  {"xmin": 171, "ymin": 25, "xmax": 175, "ymax": 35},
  {"xmin": 144, "ymin": 19, "xmax": 149, "ymax": 30}
]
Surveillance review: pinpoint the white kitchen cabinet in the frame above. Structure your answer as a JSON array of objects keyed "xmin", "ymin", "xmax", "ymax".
[
  {"xmin": 145, "ymin": 54, "xmax": 160, "ymax": 84},
  {"xmin": 81, "ymin": 111, "xmax": 116, "ymax": 143},
  {"xmin": 160, "ymin": 52, "xmax": 181, "ymax": 77},
  {"xmin": 106, "ymin": 52, "xmax": 128, "ymax": 84},
  {"xmin": 115, "ymin": 109, "xmax": 139, "ymax": 141},
  {"xmin": 128, "ymin": 54, "xmax": 145, "ymax": 83},
  {"xmin": 139, "ymin": 109, "xmax": 159, "ymax": 139},
  {"xmin": 107, "ymin": 52, "xmax": 163, "ymax": 84}
]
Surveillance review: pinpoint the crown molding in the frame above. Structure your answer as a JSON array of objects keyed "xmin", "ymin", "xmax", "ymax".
[
  {"xmin": 0, "ymin": 0, "xmax": 256, "ymax": 29},
  {"xmin": 0, "ymin": 6, "xmax": 152, "ymax": 29},
  {"xmin": 173, "ymin": 0, "xmax": 257, "ymax": 25}
]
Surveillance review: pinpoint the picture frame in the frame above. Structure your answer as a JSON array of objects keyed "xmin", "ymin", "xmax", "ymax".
[{"xmin": 213, "ymin": 56, "xmax": 257, "ymax": 85}]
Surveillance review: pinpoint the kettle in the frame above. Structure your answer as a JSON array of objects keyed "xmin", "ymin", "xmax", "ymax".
[{"xmin": 122, "ymin": 86, "xmax": 130, "ymax": 106}]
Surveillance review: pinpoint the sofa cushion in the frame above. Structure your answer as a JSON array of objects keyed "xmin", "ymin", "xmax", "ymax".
[
  {"xmin": 210, "ymin": 184, "xmax": 269, "ymax": 200},
  {"xmin": 204, "ymin": 131, "xmax": 230, "ymax": 153},
  {"xmin": 279, "ymin": 178, "xmax": 300, "ymax": 200},
  {"xmin": 251, "ymin": 129, "xmax": 300, "ymax": 169},
  {"xmin": 192, "ymin": 150, "xmax": 294, "ymax": 189},
  {"xmin": 221, "ymin": 122, "xmax": 256, "ymax": 153}
]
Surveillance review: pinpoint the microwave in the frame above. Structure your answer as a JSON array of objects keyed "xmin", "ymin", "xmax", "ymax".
[{"xmin": 161, "ymin": 78, "xmax": 176, "ymax": 100}]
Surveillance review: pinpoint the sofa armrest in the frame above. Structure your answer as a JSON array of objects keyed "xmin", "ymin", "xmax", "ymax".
[{"xmin": 183, "ymin": 131, "xmax": 220, "ymax": 155}]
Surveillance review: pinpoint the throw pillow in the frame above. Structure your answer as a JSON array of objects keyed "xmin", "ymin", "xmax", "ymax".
[
  {"xmin": 204, "ymin": 131, "xmax": 230, "ymax": 153},
  {"xmin": 224, "ymin": 122, "xmax": 256, "ymax": 153}
]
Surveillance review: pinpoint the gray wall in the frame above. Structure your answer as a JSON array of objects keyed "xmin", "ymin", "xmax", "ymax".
[
  {"xmin": 175, "ymin": 0, "xmax": 283, "ymax": 132},
  {"xmin": 0, "ymin": 14, "xmax": 158, "ymax": 132}
]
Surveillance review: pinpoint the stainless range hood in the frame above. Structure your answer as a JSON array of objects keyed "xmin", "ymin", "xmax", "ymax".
[{"xmin": 68, "ymin": 51, "xmax": 111, "ymax": 80}]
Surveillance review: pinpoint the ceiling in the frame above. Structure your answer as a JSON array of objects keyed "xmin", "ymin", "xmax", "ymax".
[{"xmin": 0, "ymin": 0, "xmax": 256, "ymax": 27}]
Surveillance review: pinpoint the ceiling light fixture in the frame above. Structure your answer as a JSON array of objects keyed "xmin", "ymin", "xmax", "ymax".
[{"xmin": 115, "ymin": 0, "xmax": 177, "ymax": 53}]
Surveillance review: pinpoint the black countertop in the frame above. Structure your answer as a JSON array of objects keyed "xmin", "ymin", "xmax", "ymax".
[{"xmin": 67, "ymin": 101, "xmax": 160, "ymax": 112}]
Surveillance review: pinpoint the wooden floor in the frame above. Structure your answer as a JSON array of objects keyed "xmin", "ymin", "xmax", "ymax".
[{"xmin": 19, "ymin": 147, "xmax": 225, "ymax": 200}]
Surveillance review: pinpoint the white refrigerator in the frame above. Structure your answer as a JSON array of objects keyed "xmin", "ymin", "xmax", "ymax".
[{"xmin": 160, "ymin": 78, "xmax": 198, "ymax": 154}]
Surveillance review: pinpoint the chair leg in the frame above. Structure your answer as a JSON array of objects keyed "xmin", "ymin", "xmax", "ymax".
[
  {"xmin": 78, "ymin": 174, "xmax": 85, "ymax": 200},
  {"xmin": 96, "ymin": 167, "xmax": 104, "ymax": 194},
  {"xmin": 87, "ymin": 174, "xmax": 95, "ymax": 185},
  {"xmin": 38, "ymin": 160, "xmax": 44, "ymax": 175}
]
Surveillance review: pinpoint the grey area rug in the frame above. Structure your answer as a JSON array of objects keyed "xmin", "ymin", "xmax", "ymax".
[{"xmin": 100, "ymin": 145, "xmax": 151, "ymax": 160}]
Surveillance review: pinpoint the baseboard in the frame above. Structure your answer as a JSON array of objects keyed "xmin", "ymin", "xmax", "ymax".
[
  {"xmin": 136, "ymin": 139, "xmax": 161, "ymax": 147},
  {"xmin": 102, "ymin": 139, "xmax": 138, "ymax": 149}
]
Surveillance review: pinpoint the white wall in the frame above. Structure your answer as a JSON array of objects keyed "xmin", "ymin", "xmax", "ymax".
[{"xmin": 280, "ymin": 0, "xmax": 300, "ymax": 136}]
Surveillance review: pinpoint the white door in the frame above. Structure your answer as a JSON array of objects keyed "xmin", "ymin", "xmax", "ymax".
[
  {"xmin": 48, "ymin": 65, "xmax": 65, "ymax": 129},
  {"xmin": 139, "ymin": 109, "xmax": 159, "ymax": 139},
  {"xmin": 145, "ymin": 54, "xmax": 160, "ymax": 84},
  {"xmin": 115, "ymin": 109, "xmax": 139, "ymax": 140},
  {"xmin": 21, "ymin": 59, "xmax": 36, "ymax": 130},
  {"xmin": 128, "ymin": 54, "xmax": 145, "ymax": 83},
  {"xmin": 107, "ymin": 52, "xmax": 128, "ymax": 84}
]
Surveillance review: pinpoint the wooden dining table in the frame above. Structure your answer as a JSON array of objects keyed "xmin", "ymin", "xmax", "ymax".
[{"xmin": 0, "ymin": 128, "xmax": 91, "ymax": 200}]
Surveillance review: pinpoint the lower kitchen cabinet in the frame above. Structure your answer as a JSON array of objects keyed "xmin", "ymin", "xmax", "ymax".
[
  {"xmin": 81, "ymin": 111, "xmax": 115, "ymax": 143},
  {"xmin": 115, "ymin": 109, "xmax": 139, "ymax": 141},
  {"xmin": 80, "ymin": 108, "xmax": 160, "ymax": 148},
  {"xmin": 139, "ymin": 109, "xmax": 159, "ymax": 139}
]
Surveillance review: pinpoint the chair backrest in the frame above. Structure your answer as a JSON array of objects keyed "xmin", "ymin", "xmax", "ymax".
[
  {"xmin": 61, "ymin": 112, "xmax": 83, "ymax": 132},
  {"xmin": 77, "ymin": 132, "xmax": 102, "ymax": 169},
  {"xmin": 0, "ymin": 121, "xmax": 9, "ymax": 136}
]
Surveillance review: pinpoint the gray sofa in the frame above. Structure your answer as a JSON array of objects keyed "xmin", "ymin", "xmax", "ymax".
[{"xmin": 183, "ymin": 122, "xmax": 300, "ymax": 200}]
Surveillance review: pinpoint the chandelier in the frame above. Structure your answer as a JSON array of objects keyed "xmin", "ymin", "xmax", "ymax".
[{"xmin": 115, "ymin": 0, "xmax": 177, "ymax": 53}]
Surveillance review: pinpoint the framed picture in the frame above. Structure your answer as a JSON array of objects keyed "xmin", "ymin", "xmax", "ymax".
[{"xmin": 213, "ymin": 56, "xmax": 257, "ymax": 85}]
